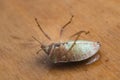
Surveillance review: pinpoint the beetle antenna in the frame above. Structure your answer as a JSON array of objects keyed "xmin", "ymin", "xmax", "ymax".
[
  {"xmin": 35, "ymin": 18, "xmax": 52, "ymax": 40},
  {"xmin": 60, "ymin": 15, "xmax": 74, "ymax": 38},
  {"xmin": 36, "ymin": 49, "xmax": 42, "ymax": 54},
  {"xmin": 32, "ymin": 36, "xmax": 44, "ymax": 54},
  {"xmin": 67, "ymin": 31, "xmax": 89, "ymax": 53},
  {"xmin": 32, "ymin": 36, "xmax": 42, "ymax": 45}
]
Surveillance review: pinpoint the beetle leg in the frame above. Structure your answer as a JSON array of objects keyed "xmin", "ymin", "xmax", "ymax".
[
  {"xmin": 70, "ymin": 31, "xmax": 89, "ymax": 38},
  {"xmin": 36, "ymin": 49, "xmax": 42, "ymax": 54},
  {"xmin": 66, "ymin": 31, "xmax": 89, "ymax": 53},
  {"xmin": 66, "ymin": 33, "xmax": 80, "ymax": 54},
  {"xmin": 60, "ymin": 15, "xmax": 74, "ymax": 37},
  {"xmin": 35, "ymin": 18, "xmax": 52, "ymax": 40}
]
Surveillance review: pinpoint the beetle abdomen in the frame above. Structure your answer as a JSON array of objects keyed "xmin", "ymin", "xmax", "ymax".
[{"xmin": 49, "ymin": 40, "xmax": 100, "ymax": 63}]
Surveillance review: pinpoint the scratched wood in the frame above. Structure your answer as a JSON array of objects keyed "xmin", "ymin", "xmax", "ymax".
[{"xmin": 0, "ymin": 0, "xmax": 120, "ymax": 80}]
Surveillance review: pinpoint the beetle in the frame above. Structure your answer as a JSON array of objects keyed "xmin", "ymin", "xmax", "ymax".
[{"xmin": 33, "ymin": 15, "xmax": 100, "ymax": 63}]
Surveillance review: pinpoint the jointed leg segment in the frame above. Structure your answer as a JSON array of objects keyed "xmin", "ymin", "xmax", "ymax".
[
  {"xmin": 60, "ymin": 15, "xmax": 74, "ymax": 37},
  {"xmin": 67, "ymin": 31, "xmax": 89, "ymax": 53},
  {"xmin": 70, "ymin": 31, "xmax": 89, "ymax": 38},
  {"xmin": 35, "ymin": 18, "xmax": 52, "ymax": 40}
]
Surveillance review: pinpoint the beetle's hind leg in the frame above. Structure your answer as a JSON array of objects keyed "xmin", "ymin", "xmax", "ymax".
[
  {"xmin": 70, "ymin": 31, "xmax": 89, "ymax": 38},
  {"xmin": 66, "ymin": 31, "xmax": 90, "ymax": 54},
  {"xmin": 60, "ymin": 15, "xmax": 74, "ymax": 38}
]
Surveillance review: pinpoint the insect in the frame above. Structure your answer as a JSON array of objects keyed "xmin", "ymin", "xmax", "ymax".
[{"xmin": 33, "ymin": 15, "xmax": 100, "ymax": 63}]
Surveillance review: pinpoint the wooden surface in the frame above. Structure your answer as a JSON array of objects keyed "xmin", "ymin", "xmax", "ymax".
[{"xmin": 0, "ymin": 0, "xmax": 120, "ymax": 80}]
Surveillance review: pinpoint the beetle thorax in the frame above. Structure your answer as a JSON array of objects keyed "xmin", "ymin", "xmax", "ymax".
[{"xmin": 41, "ymin": 42, "xmax": 66, "ymax": 55}]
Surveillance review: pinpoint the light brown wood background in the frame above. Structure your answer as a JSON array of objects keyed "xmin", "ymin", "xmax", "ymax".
[{"xmin": 0, "ymin": 0, "xmax": 120, "ymax": 80}]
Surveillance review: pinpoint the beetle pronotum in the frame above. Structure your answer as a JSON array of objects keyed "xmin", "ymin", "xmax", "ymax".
[{"xmin": 33, "ymin": 15, "xmax": 100, "ymax": 63}]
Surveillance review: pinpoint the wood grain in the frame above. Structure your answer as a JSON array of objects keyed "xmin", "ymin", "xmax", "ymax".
[{"xmin": 0, "ymin": 0, "xmax": 120, "ymax": 80}]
